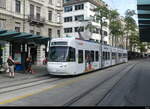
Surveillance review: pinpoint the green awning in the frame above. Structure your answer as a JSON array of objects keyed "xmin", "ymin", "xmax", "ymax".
[
  {"xmin": 0, "ymin": 29, "xmax": 49, "ymax": 44},
  {"xmin": 0, "ymin": 31, "xmax": 20, "ymax": 37},
  {"xmin": 0, "ymin": 30, "xmax": 7, "ymax": 34}
]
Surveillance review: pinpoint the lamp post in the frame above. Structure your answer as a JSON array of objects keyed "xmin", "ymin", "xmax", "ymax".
[{"xmin": 97, "ymin": 13, "xmax": 106, "ymax": 68}]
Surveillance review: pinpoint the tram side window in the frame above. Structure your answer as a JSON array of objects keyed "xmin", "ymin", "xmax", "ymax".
[
  {"xmin": 108, "ymin": 52, "xmax": 110, "ymax": 60},
  {"xmin": 103, "ymin": 52, "xmax": 106, "ymax": 60},
  {"xmin": 106, "ymin": 52, "xmax": 108, "ymax": 60},
  {"xmin": 112, "ymin": 52, "xmax": 116, "ymax": 59},
  {"xmin": 95, "ymin": 51, "xmax": 99, "ymax": 62},
  {"xmin": 78, "ymin": 50, "xmax": 83, "ymax": 63},
  {"xmin": 67, "ymin": 47, "xmax": 76, "ymax": 62},
  {"xmin": 112, "ymin": 53, "xmax": 114, "ymax": 59},
  {"xmin": 91, "ymin": 51, "xmax": 94, "ymax": 62},
  {"xmin": 85, "ymin": 50, "xmax": 91, "ymax": 63}
]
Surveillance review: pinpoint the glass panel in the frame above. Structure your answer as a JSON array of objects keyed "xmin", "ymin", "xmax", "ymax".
[
  {"xmin": 67, "ymin": 47, "xmax": 76, "ymax": 62},
  {"xmin": 91, "ymin": 51, "xmax": 94, "ymax": 62},
  {"xmin": 78, "ymin": 50, "xmax": 83, "ymax": 63},
  {"xmin": 51, "ymin": 42, "xmax": 68, "ymax": 46},
  {"xmin": 96, "ymin": 51, "xmax": 99, "ymax": 62},
  {"xmin": 49, "ymin": 46, "xmax": 68, "ymax": 62}
]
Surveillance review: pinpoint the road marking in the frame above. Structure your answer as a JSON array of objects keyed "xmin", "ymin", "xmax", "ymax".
[{"xmin": 0, "ymin": 63, "xmax": 132, "ymax": 105}]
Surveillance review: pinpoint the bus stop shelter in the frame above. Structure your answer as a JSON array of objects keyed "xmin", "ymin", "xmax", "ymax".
[{"xmin": 0, "ymin": 29, "xmax": 49, "ymax": 71}]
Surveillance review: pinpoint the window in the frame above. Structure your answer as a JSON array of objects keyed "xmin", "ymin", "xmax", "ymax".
[
  {"xmin": 67, "ymin": 47, "xmax": 76, "ymax": 62},
  {"xmin": 30, "ymin": 4, "xmax": 34, "ymax": 17},
  {"xmin": 15, "ymin": 27, "xmax": 20, "ymax": 32},
  {"xmin": 95, "ymin": 51, "xmax": 99, "ymax": 62},
  {"xmin": 93, "ymin": 28, "xmax": 99, "ymax": 34},
  {"xmin": 30, "ymin": 30, "xmax": 34, "ymax": 34},
  {"xmin": 51, "ymin": 42, "xmax": 67, "ymax": 46},
  {"xmin": 36, "ymin": 6, "xmax": 41, "ymax": 21},
  {"xmin": 49, "ymin": 46, "xmax": 68, "ymax": 62},
  {"xmin": 107, "ymin": 52, "xmax": 110, "ymax": 60},
  {"xmin": 48, "ymin": 28, "xmax": 52, "ymax": 38},
  {"xmin": 64, "ymin": 0, "xmax": 72, "ymax": 3},
  {"xmin": 75, "ymin": 15, "xmax": 84, "ymax": 21},
  {"xmin": 57, "ymin": 12, "xmax": 61, "ymax": 23},
  {"xmin": 56, "ymin": 0, "xmax": 61, "ymax": 7},
  {"xmin": 91, "ymin": 51, "xmax": 94, "ymax": 62},
  {"xmin": 36, "ymin": 32, "xmax": 40, "ymax": 35},
  {"xmin": 64, "ymin": 6, "xmax": 72, "ymax": 12},
  {"xmin": 103, "ymin": 52, "xmax": 106, "ymax": 60},
  {"xmin": 75, "ymin": 27, "xmax": 84, "ymax": 32},
  {"xmin": 78, "ymin": 50, "xmax": 83, "ymax": 63},
  {"xmin": 16, "ymin": 0, "xmax": 21, "ymax": 13},
  {"xmin": 75, "ymin": 4, "xmax": 84, "ymax": 10},
  {"xmin": 104, "ymin": 31, "xmax": 108, "ymax": 36},
  {"xmin": 85, "ymin": 50, "xmax": 92, "ymax": 63},
  {"xmin": 15, "ymin": 22, "xmax": 21, "ymax": 32},
  {"xmin": 0, "ymin": 0, "xmax": 6, "ymax": 9},
  {"xmin": 57, "ymin": 30, "xmax": 61, "ymax": 38},
  {"xmin": 64, "ymin": 28, "xmax": 72, "ymax": 33},
  {"xmin": 0, "ymin": 19, "xmax": 6, "ymax": 29},
  {"xmin": 112, "ymin": 52, "xmax": 116, "ymax": 59},
  {"xmin": 49, "ymin": 0, "xmax": 53, "ymax": 5},
  {"xmin": 49, "ymin": 46, "xmax": 75, "ymax": 62},
  {"xmin": 64, "ymin": 17, "xmax": 72, "ymax": 22},
  {"xmin": 48, "ymin": 11, "xmax": 52, "ymax": 22}
]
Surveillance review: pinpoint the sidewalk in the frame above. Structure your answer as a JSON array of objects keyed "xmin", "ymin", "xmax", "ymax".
[{"xmin": 0, "ymin": 65, "xmax": 49, "ymax": 83}]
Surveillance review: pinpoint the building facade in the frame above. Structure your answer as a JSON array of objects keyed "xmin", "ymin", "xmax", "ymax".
[
  {"xmin": 63, "ymin": 0, "xmax": 109, "ymax": 44},
  {"xmin": 0, "ymin": 0, "xmax": 63, "ymax": 65}
]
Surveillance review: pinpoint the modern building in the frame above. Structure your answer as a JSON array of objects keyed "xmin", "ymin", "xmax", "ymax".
[
  {"xmin": 137, "ymin": 0, "xmax": 150, "ymax": 42},
  {"xmin": 0, "ymin": 0, "xmax": 63, "ymax": 65},
  {"xmin": 63, "ymin": 0, "xmax": 109, "ymax": 44}
]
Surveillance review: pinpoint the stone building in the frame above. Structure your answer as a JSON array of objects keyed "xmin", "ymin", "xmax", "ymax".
[{"xmin": 0, "ymin": 0, "xmax": 63, "ymax": 65}]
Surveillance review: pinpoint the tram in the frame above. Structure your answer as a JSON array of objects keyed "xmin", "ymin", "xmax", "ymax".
[{"xmin": 47, "ymin": 37, "xmax": 128, "ymax": 75}]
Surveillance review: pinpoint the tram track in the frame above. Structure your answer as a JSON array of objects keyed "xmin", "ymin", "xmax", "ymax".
[
  {"xmin": 0, "ymin": 74, "xmax": 49, "ymax": 84},
  {"xmin": 0, "ymin": 77, "xmax": 63, "ymax": 95},
  {"xmin": 63, "ymin": 62, "xmax": 138, "ymax": 106}
]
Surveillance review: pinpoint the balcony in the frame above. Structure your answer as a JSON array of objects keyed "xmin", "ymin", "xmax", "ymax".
[{"xmin": 28, "ymin": 15, "xmax": 45, "ymax": 26}]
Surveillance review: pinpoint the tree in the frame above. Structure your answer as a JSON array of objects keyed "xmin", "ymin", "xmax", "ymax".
[
  {"xmin": 108, "ymin": 9, "xmax": 122, "ymax": 47},
  {"xmin": 124, "ymin": 9, "xmax": 137, "ymax": 50},
  {"xmin": 93, "ymin": 4, "xmax": 109, "ymax": 67},
  {"xmin": 93, "ymin": 4, "xmax": 109, "ymax": 44}
]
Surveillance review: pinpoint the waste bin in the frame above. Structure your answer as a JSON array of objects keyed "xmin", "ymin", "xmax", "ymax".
[{"xmin": 15, "ymin": 64, "xmax": 24, "ymax": 71}]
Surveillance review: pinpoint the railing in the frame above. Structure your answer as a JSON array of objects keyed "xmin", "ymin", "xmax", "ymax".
[{"xmin": 28, "ymin": 15, "xmax": 45, "ymax": 25}]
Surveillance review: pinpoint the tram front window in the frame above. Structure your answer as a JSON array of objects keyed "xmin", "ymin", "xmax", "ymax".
[{"xmin": 49, "ymin": 46, "xmax": 75, "ymax": 62}]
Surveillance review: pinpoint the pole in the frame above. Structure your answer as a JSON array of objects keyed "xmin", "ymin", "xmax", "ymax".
[{"xmin": 100, "ymin": 17, "xmax": 103, "ymax": 68}]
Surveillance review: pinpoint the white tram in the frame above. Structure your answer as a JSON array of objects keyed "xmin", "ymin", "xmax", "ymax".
[{"xmin": 47, "ymin": 37, "xmax": 128, "ymax": 76}]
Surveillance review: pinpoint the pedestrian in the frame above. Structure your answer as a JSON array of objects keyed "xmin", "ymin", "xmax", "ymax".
[
  {"xmin": 7, "ymin": 56, "xmax": 15, "ymax": 78},
  {"xmin": 26, "ymin": 57, "xmax": 33, "ymax": 74},
  {"xmin": 25, "ymin": 57, "xmax": 30, "ymax": 73}
]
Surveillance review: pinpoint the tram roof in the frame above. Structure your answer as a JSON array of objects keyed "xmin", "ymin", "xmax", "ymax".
[{"xmin": 0, "ymin": 29, "xmax": 49, "ymax": 44}]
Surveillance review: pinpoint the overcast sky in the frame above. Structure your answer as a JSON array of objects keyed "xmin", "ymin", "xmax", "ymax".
[{"xmin": 103, "ymin": 0, "xmax": 138, "ymax": 24}]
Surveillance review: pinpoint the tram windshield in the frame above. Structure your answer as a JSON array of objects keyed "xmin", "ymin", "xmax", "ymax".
[{"xmin": 48, "ymin": 46, "xmax": 76, "ymax": 62}]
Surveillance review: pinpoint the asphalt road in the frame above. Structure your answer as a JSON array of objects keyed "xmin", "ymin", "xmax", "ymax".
[{"xmin": 0, "ymin": 59, "xmax": 150, "ymax": 106}]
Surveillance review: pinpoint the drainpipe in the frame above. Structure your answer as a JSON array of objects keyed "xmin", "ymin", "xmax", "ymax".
[{"xmin": 23, "ymin": 0, "xmax": 25, "ymax": 32}]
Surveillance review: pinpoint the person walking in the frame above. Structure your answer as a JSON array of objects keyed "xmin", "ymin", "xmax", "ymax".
[
  {"xmin": 7, "ymin": 56, "xmax": 15, "ymax": 78},
  {"xmin": 26, "ymin": 57, "xmax": 33, "ymax": 74}
]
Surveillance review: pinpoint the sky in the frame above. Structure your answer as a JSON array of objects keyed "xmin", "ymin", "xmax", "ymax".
[{"xmin": 103, "ymin": 0, "xmax": 138, "ymax": 23}]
